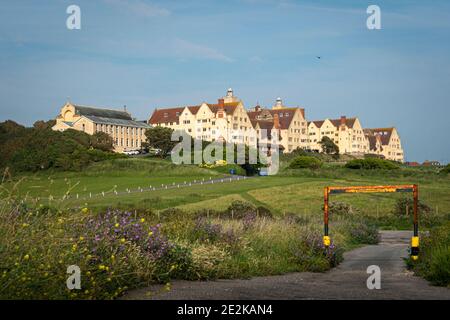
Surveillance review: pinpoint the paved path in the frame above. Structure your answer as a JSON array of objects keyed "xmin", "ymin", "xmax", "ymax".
[{"xmin": 124, "ymin": 231, "xmax": 450, "ymax": 300}]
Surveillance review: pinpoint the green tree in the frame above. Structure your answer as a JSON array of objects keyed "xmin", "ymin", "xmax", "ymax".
[
  {"xmin": 319, "ymin": 136, "xmax": 339, "ymax": 155},
  {"xmin": 90, "ymin": 132, "xmax": 114, "ymax": 152},
  {"xmin": 144, "ymin": 126, "xmax": 176, "ymax": 157}
]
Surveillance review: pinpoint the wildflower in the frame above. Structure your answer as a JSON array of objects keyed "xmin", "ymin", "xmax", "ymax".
[
  {"xmin": 148, "ymin": 231, "xmax": 153, "ymax": 236},
  {"xmin": 111, "ymin": 255, "xmax": 115, "ymax": 260},
  {"xmin": 81, "ymin": 208, "xmax": 89, "ymax": 214},
  {"xmin": 72, "ymin": 244, "xmax": 77, "ymax": 251},
  {"xmin": 140, "ymin": 218, "xmax": 145, "ymax": 223},
  {"xmin": 107, "ymin": 277, "xmax": 112, "ymax": 282},
  {"xmin": 115, "ymin": 223, "xmax": 119, "ymax": 228},
  {"xmin": 22, "ymin": 223, "xmax": 29, "ymax": 228},
  {"xmin": 84, "ymin": 290, "xmax": 89, "ymax": 294},
  {"xmin": 23, "ymin": 254, "xmax": 30, "ymax": 260},
  {"xmin": 86, "ymin": 271, "xmax": 91, "ymax": 276},
  {"xmin": 120, "ymin": 238, "xmax": 126, "ymax": 243},
  {"xmin": 79, "ymin": 236, "xmax": 84, "ymax": 241},
  {"xmin": 58, "ymin": 218, "xmax": 63, "ymax": 223},
  {"xmin": 98, "ymin": 265, "xmax": 106, "ymax": 270}
]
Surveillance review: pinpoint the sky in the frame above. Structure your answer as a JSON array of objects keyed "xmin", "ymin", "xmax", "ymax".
[{"xmin": 0, "ymin": 0, "xmax": 449, "ymax": 163}]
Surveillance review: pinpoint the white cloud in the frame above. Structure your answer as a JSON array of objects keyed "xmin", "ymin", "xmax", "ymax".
[
  {"xmin": 172, "ymin": 38, "xmax": 234, "ymax": 63},
  {"xmin": 103, "ymin": 0, "xmax": 170, "ymax": 17}
]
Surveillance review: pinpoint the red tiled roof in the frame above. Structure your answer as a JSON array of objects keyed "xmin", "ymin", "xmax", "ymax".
[
  {"xmin": 149, "ymin": 107, "xmax": 185, "ymax": 124},
  {"xmin": 149, "ymin": 102, "xmax": 239, "ymax": 124},
  {"xmin": 248, "ymin": 107, "xmax": 301, "ymax": 130},
  {"xmin": 364, "ymin": 128, "xmax": 394, "ymax": 146}
]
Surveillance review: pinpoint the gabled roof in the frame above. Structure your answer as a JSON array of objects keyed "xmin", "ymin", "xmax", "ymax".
[
  {"xmin": 309, "ymin": 117, "xmax": 357, "ymax": 129},
  {"xmin": 73, "ymin": 105, "xmax": 132, "ymax": 120},
  {"xmin": 149, "ymin": 102, "xmax": 240, "ymax": 124},
  {"xmin": 248, "ymin": 107, "xmax": 301, "ymax": 130},
  {"xmin": 149, "ymin": 107, "xmax": 185, "ymax": 124},
  {"xmin": 364, "ymin": 128, "xmax": 394, "ymax": 146},
  {"xmin": 329, "ymin": 117, "xmax": 356, "ymax": 128}
]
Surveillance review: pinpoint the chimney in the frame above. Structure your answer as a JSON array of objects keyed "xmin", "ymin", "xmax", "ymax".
[
  {"xmin": 124, "ymin": 105, "xmax": 128, "ymax": 113},
  {"xmin": 255, "ymin": 104, "xmax": 261, "ymax": 112},
  {"xmin": 340, "ymin": 115, "xmax": 346, "ymax": 126},
  {"xmin": 217, "ymin": 98, "xmax": 225, "ymax": 118},
  {"xmin": 273, "ymin": 113, "xmax": 280, "ymax": 129}
]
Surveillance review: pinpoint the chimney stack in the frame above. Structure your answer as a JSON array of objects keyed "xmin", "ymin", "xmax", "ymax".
[
  {"xmin": 340, "ymin": 115, "xmax": 346, "ymax": 126},
  {"xmin": 217, "ymin": 98, "xmax": 225, "ymax": 118},
  {"xmin": 273, "ymin": 113, "xmax": 280, "ymax": 129}
]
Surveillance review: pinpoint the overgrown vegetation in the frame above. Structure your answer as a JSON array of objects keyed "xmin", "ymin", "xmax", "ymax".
[
  {"xmin": 0, "ymin": 193, "xmax": 380, "ymax": 299},
  {"xmin": 0, "ymin": 120, "xmax": 123, "ymax": 172},
  {"xmin": 407, "ymin": 222, "xmax": 450, "ymax": 287},
  {"xmin": 345, "ymin": 158, "xmax": 399, "ymax": 170},
  {"xmin": 289, "ymin": 156, "xmax": 323, "ymax": 169}
]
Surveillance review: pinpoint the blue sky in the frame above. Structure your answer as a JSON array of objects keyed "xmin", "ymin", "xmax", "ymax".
[{"xmin": 0, "ymin": 0, "xmax": 449, "ymax": 163}]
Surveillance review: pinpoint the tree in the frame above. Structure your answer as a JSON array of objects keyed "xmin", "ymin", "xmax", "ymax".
[
  {"xmin": 90, "ymin": 132, "xmax": 114, "ymax": 152},
  {"xmin": 144, "ymin": 126, "xmax": 176, "ymax": 158},
  {"xmin": 319, "ymin": 136, "xmax": 339, "ymax": 155}
]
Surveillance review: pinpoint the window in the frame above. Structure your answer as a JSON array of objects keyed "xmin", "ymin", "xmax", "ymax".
[{"xmin": 164, "ymin": 112, "xmax": 168, "ymax": 118}]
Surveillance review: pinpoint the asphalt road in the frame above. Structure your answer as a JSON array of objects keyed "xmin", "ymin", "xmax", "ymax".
[{"xmin": 123, "ymin": 231, "xmax": 450, "ymax": 300}]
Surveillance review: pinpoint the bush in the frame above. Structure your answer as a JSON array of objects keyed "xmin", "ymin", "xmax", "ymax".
[
  {"xmin": 224, "ymin": 201, "xmax": 256, "ymax": 219},
  {"xmin": 0, "ymin": 121, "xmax": 120, "ymax": 172},
  {"xmin": 289, "ymin": 156, "xmax": 322, "ymax": 169},
  {"xmin": 440, "ymin": 164, "xmax": 450, "ymax": 174},
  {"xmin": 327, "ymin": 202, "xmax": 358, "ymax": 216},
  {"xmin": 409, "ymin": 222, "xmax": 450, "ymax": 286},
  {"xmin": 393, "ymin": 197, "xmax": 432, "ymax": 217},
  {"xmin": 345, "ymin": 158, "xmax": 399, "ymax": 170},
  {"xmin": 348, "ymin": 222, "xmax": 379, "ymax": 244},
  {"xmin": 293, "ymin": 232, "xmax": 343, "ymax": 272}
]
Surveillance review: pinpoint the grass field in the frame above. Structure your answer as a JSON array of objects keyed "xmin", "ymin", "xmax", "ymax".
[
  {"xmin": 1, "ymin": 157, "xmax": 449, "ymax": 299},
  {"xmin": 2, "ymin": 158, "xmax": 450, "ymax": 228}
]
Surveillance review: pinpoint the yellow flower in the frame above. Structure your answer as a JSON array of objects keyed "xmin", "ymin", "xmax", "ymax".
[
  {"xmin": 105, "ymin": 266, "xmax": 109, "ymax": 271},
  {"xmin": 111, "ymin": 255, "xmax": 115, "ymax": 260},
  {"xmin": 22, "ymin": 223, "xmax": 29, "ymax": 228},
  {"xmin": 148, "ymin": 231, "xmax": 153, "ymax": 236},
  {"xmin": 140, "ymin": 218, "xmax": 145, "ymax": 223},
  {"xmin": 120, "ymin": 238, "xmax": 126, "ymax": 243},
  {"xmin": 84, "ymin": 290, "xmax": 89, "ymax": 294},
  {"xmin": 86, "ymin": 271, "xmax": 91, "ymax": 276},
  {"xmin": 23, "ymin": 254, "xmax": 30, "ymax": 260},
  {"xmin": 81, "ymin": 208, "xmax": 89, "ymax": 214},
  {"xmin": 107, "ymin": 277, "xmax": 112, "ymax": 282},
  {"xmin": 79, "ymin": 236, "xmax": 84, "ymax": 241},
  {"xmin": 58, "ymin": 218, "xmax": 63, "ymax": 223},
  {"xmin": 115, "ymin": 223, "xmax": 119, "ymax": 228},
  {"xmin": 99, "ymin": 265, "xmax": 106, "ymax": 270},
  {"xmin": 72, "ymin": 244, "xmax": 77, "ymax": 251}
]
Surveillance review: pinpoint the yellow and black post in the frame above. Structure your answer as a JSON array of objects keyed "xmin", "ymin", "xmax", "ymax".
[
  {"xmin": 323, "ymin": 187, "xmax": 331, "ymax": 247},
  {"xmin": 411, "ymin": 184, "xmax": 420, "ymax": 260}
]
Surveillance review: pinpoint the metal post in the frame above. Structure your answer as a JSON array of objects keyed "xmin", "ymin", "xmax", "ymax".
[
  {"xmin": 323, "ymin": 187, "xmax": 330, "ymax": 246},
  {"xmin": 411, "ymin": 184, "xmax": 420, "ymax": 260}
]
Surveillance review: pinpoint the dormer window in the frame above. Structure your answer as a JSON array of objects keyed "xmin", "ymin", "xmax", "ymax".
[
  {"xmin": 164, "ymin": 112, "xmax": 168, "ymax": 118},
  {"xmin": 176, "ymin": 112, "xmax": 180, "ymax": 116}
]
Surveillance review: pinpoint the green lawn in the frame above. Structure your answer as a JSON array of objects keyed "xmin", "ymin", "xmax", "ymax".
[{"xmin": 2, "ymin": 158, "xmax": 449, "ymax": 229}]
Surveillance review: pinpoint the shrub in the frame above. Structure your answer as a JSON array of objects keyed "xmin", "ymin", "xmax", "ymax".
[
  {"xmin": 225, "ymin": 201, "xmax": 256, "ymax": 219},
  {"xmin": 289, "ymin": 156, "xmax": 322, "ymax": 170},
  {"xmin": 345, "ymin": 158, "xmax": 399, "ymax": 170},
  {"xmin": 440, "ymin": 164, "xmax": 450, "ymax": 174},
  {"xmin": 293, "ymin": 232, "xmax": 343, "ymax": 272},
  {"xmin": 409, "ymin": 222, "xmax": 450, "ymax": 286},
  {"xmin": 348, "ymin": 222, "xmax": 379, "ymax": 244},
  {"xmin": 327, "ymin": 202, "xmax": 358, "ymax": 216},
  {"xmin": 393, "ymin": 197, "xmax": 431, "ymax": 217}
]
